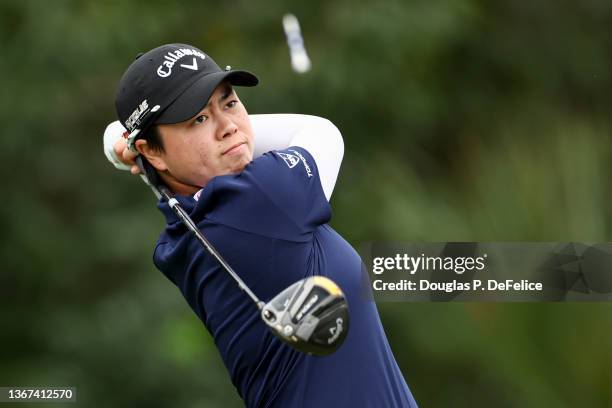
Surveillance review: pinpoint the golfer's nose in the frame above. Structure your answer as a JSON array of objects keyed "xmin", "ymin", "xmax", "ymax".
[{"xmin": 217, "ymin": 113, "xmax": 238, "ymax": 140}]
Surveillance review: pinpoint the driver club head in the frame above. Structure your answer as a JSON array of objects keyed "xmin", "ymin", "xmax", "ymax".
[{"xmin": 261, "ymin": 276, "xmax": 349, "ymax": 356}]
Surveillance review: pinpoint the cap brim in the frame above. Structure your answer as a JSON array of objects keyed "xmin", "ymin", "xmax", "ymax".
[{"xmin": 155, "ymin": 70, "xmax": 258, "ymax": 125}]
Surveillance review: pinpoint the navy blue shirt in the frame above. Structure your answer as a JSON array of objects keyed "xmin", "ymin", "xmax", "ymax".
[{"xmin": 154, "ymin": 147, "xmax": 418, "ymax": 407}]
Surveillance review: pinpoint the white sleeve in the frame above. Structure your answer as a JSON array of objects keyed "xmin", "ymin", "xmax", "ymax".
[{"xmin": 250, "ymin": 114, "xmax": 344, "ymax": 201}]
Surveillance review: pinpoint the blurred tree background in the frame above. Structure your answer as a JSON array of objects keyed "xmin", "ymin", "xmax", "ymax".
[{"xmin": 1, "ymin": 0, "xmax": 611, "ymax": 407}]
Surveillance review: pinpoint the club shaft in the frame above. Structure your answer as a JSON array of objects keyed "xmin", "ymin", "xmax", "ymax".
[
  {"xmin": 138, "ymin": 172, "xmax": 265, "ymax": 310},
  {"xmin": 167, "ymin": 195, "xmax": 265, "ymax": 309}
]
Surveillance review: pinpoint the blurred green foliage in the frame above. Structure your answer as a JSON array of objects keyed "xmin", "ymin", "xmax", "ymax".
[{"xmin": 1, "ymin": 0, "xmax": 611, "ymax": 407}]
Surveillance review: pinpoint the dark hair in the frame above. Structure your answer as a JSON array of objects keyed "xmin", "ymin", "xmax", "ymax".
[{"xmin": 141, "ymin": 125, "xmax": 165, "ymax": 152}]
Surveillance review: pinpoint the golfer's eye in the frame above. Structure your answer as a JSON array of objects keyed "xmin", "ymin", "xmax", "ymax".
[{"xmin": 194, "ymin": 115, "xmax": 207, "ymax": 124}]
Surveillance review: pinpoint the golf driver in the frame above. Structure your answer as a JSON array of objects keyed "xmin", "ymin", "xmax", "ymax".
[{"xmin": 136, "ymin": 156, "xmax": 349, "ymax": 356}]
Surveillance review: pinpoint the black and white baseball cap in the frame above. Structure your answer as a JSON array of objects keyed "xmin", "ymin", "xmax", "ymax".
[{"xmin": 115, "ymin": 43, "xmax": 258, "ymax": 144}]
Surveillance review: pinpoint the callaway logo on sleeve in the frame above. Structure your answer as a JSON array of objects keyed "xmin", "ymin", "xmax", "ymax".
[{"xmin": 276, "ymin": 150, "xmax": 313, "ymax": 178}]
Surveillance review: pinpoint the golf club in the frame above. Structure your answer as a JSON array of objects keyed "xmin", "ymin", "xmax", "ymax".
[{"xmin": 136, "ymin": 156, "xmax": 349, "ymax": 356}]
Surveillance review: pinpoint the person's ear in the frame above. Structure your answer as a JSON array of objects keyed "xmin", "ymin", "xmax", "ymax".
[{"xmin": 135, "ymin": 139, "xmax": 168, "ymax": 171}]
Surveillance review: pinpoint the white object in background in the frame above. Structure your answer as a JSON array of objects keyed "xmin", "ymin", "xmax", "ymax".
[{"xmin": 282, "ymin": 14, "xmax": 311, "ymax": 73}]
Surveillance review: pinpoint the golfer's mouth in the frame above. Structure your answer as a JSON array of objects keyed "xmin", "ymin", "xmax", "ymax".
[{"xmin": 223, "ymin": 142, "xmax": 246, "ymax": 155}]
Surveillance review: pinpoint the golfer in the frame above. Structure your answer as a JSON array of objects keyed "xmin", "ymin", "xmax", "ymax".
[{"xmin": 104, "ymin": 43, "xmax": 418, "ymax": 407}]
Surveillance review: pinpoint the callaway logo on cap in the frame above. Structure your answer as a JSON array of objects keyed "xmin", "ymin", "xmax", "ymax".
[
  {"xmin": 115, "ymin": 43, "xmax": 258, "ymax": 143},
  {"xmin": 156, "ymin": 46, "xmax": 206, "ymax": 78}
]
